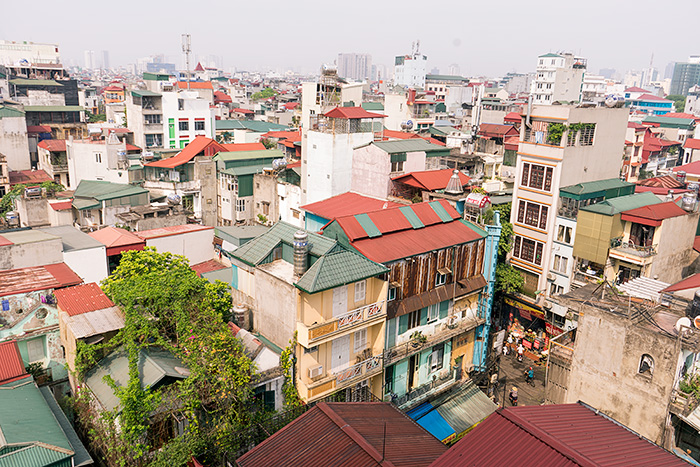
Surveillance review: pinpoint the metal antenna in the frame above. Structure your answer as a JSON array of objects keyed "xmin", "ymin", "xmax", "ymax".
[{"xmin": 182, "ymin": 34, "xmax": 191, "ymax": 90}]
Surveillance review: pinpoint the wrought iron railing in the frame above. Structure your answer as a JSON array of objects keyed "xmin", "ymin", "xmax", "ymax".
[
  {"xmin": 391, "ymin": 370, "xmax": 456, "ymax": 408},
  {"xmin": 305, "ymin": 300, "xmax": 385, "ymax": 343},
  {"xmin": 610, "ymin": 238, "xmax": 657, "ymax": 257}
]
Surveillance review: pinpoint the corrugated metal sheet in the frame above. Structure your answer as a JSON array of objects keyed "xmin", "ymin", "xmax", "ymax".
[
  {"xmin": 323, "ymin": 106, "xmax": 386, "ymax": 119},
  {"xmin": 146, "ymin": 136, "xmax": 225, "ymax": 168},
  {"xmin": 392, "ymin": 169, "xmax": 470, "ymax": 191},
  {"xmin": 0, "ymin": 263, "xmax": 82, "ymax": 297},
  {"xmin": 372, "ymin": 139, "xmax": 445, "ymax": 154},
  {"xmin": 88, "ymin": 226, "xmax": 146, "ymax": 251},
  {"xmin": 581, "ymin": 192, "xmax": 661, "ymax": 216},
  {"xmin": 430, "ymin": 403, "xmax": 687, "ymax": 467},
  {"xmin": 135, "ymin": 224, "xmax": 213, "ymax": 240},
  {"xmin": 39, "ymin": 387, "xmax": 93, "ymax": 467},
  {"xmin": 620, "ymin": 201, "xmax": 687, "ymax": 225},
  {"xmin": 73, "ymin": 179, "xmax": 148, "ymax": 200},
  {"xmin": 237, "ymin": 402, "xmax": 447, "ymax": 467},
  {"xmin": 0, "ymin": 443, "xmax": 73, "ymax": 467},
  {"xmin": 0, "ymin": 341, "xmax": 26, "ymax": 384},
  {"xmin": 54, "ymin": 283, "xmax": 115, "ymax": 316},
  {"xmin": 301, "ymin": 192, "xmax": 403, "ymax": 221},
  {"xmin": 65, "ymin": 306, "xmax": 125, "ymax": 339}
]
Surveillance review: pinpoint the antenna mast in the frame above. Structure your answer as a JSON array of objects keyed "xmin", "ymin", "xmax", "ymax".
[{"xmin": 182, "ymin": 34, "xmax": 191, "ymax": 90}]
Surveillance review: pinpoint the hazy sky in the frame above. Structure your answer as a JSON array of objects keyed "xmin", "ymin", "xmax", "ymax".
[{"xmin": 3, "ymin": 0, "xmax": 699, "ymax": 77}]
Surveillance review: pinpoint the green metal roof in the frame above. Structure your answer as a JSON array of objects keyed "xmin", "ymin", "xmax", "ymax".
[
  {"xmin": 0, "ymin": 105, "xmax": 26, "ymax": 118},
  {"xmin": 9, "ymin": 78, "xmax": 62, "ymax": 86},
  {"xmin": 71, "ymin": 198, "xmax": 100, "ymax": 211},
  {"xmin": 361, "ymin": 102, "xmax": 384, "ymax": 111},
  {"xmin": 202, "ymin": 267, "xmax": 232, "ymax": 285},
  {"xmin": 370, "ymin": 139, "xmax": 445, "ymax": 154},
  {"xmin": 214, "ymin": 149, "xmax": 284, "ymax": 162},
  {"xmin": 215, "ymin": 119, "xmax": 288, "ymax": 132},
  {"xmin": 429, "ymin": 126, "xmax": 454, "ymax": 136},
  {"xmin": 539, "ymin": 53, "xmax": 562, "ymax": 58},
  {"xmin": 559, "ymin": 178, "xmax": 635, "ymax": 200},
  {"xmin": 215, "ymin": 225, "xmax": 269, "ymax": 247},
  {"xmin": 0, "ymin": 376, "xmax": 73, "ymax": 453},
  {"xmin": 354, "ymin": 213, "xmax": 382, "ymax": 238},
  {"xmin": 84, "ymin": 348, "xmax": 188, "ymax": 413},
  {"xmin": 429, "ymin": 201, "xmax": 453, "ymax": 222},
  {"xmin": 142, "ymin": 72, "xmax": 172, "ymax": 81},
  {"xmin": 399, "ymin": 206, "xmax": 424, "ymax": 228},
  {"xmin": 643, "ymin": 115, "xmax": 696, "ymax": 130},
  {"xmin": 581, "ymin": 191, "xmax": 662, "ymax": 216},
  {"xmin": 294, "ymin": 249, "xmax": 388, "ymax": 294},
  {"xmin": 22, "ymin": 105, "xmax": 84, "ymax": 112},
  {"xmin": 131, "ymin": 89, "xmax": 161, "ymax": 97},
  {"xmin": 0, "ymin": 443, "xmax": 73, "ymax": 467},
  {"xmin": 220, "ymin": 164, "xmax": 267, "ymax": 177},
  {"xmin": 73, "ymin": 180, "xmax": 148, "ymax": 201},
  {"xmin": 39, "ymin": 386, "xmax": 92, "ymax": 467},
  {"xmin": 231, "ymin": 221, "xmax": 338, "ymax": 267},
  {"xmin": 425, "ymin": 74, "xmax": 466, "ymax": 82}
]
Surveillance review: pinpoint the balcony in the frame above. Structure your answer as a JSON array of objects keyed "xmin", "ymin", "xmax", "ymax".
[
  {"xmin": 571, "ymin": 270, "xmax": 601, "ymax": 288},
  {"xmin": 384, "ymin": 314, "xmax": 484, "ymax": 367},
  {"xmin": 297, "ymin": 300, "xmax": 385, "ymax": 347},
  {"xmin": 143, "ymin": 179, "xmax": 199, "ymax": 191},
  {"xmin": 609, "ymin": 237, "xmax": 657, "ymax": 265},
  {"xmin": 389, "ymin": 369, "xmax": 458, "ymax": 410},
  {"xmin": 304, "ymin": 354, "xmax": 384, "ymax": 400}
]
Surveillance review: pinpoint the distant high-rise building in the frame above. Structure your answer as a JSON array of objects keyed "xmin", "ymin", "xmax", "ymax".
[
  {"xmin": 448, "ymin": 63, "xmax": 461, "ymax": 76},
  {"xmin": 394, "ymin": 42, "xmax": 427, "ymax": 88},
  {"xmin": 84, "ymin": 50, "xmax": 96, "ymax": 69},
  {"xmin": 599, "ymin": 68, "xmax": 615, "ymax": 79},
  {"xmin": 670, "ymin": 56, "xmax": 700, "ymax": 96},
  {"xmin": 664, "ymin": 62, "xmax": 676, "ymax": 81},
  {"xmin": 337, "ymin": 53, "xmax": 372, "ymax": 81},
  {"xmin": 430, "ymin": 67, "xmax": 440, "ymax": 75},
  {"xmin": 531, "ymin": 52, "xmax": 586, "ymax": 105},
  {"xmin": 101, "ymin": 50, "xmax": 109, "ymax": 70}
]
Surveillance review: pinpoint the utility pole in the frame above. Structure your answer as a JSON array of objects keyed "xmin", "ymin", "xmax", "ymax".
[{"xmin": 182, "ymin": 34, "xmax": 191, "ymax": 90}]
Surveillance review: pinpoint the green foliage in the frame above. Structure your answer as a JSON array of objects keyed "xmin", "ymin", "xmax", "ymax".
[
  {"xmin": 280, "ymin": 332, "xmax": 303, "ymax": 409},
  {"xmin": 25, "ymin": 362, "xmax": 44, "ymax": 379},
  {"xmin": 491, "ymin": 203, "xmax": 512, "ymax": 262},
  {"xmin": 666, "ymin": 95, "xmax": 686, "ymax": 113},
  {"xmin": 257, "ymin": 214, "xmax": 268, "ymax": 224},
  {"xmin": 410, "ymin": 330, "xmax": 427, "ymax": 344},
  {"xmin": 547, "ymin": 123, "xmax": 566, "ymax": 146},
  {"xmin": 217, "ymin": 131, "xmax": 234, "ymax": 143},
  {"xmin": 251, "ymin": 88, "xmax": 277, "ymax": 101},
  {"xmin": 411, "ymin": 192, "xmax": 423, "ymax": 204},
  {"xmin": 680, "ymin": 372, "xmax": 700, "ymax": 396},
  {"xmin": 495, "ymin": 263, "xmax": 524, "ymax": 295},
  {"xmin": 88, "ymin": 113, "xmax": 107, "ymax": 123},
  {"xmin": 260, "ymin": 138, "xmax": 276, "ymax": 149},
  {"xmin": 0, "ymin": 181, "xmax": 65, "ymax": 216}
]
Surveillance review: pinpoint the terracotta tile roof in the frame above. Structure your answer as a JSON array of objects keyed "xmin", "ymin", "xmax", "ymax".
[
  {"xmin": 431, "ymin": 403, "xmax": 685, "ymax": 467},
  {"xmin": 0, "ymin": 341, "xmax": 27, "ymax": 385},
  {"xmin": 221, "ymin": 142, "xmax": 266, "ymax": 152},
  {"xmin": 49, "ymin": 200, "xmax": 73, "ymax": 211},
  {"xmin": 213, "ymin": 91, "xmax": 232, "ymax": 103},
  {"xmin": 392, "ymin": 169, "xmax": 470, "ymax": 191},
  {"xmin": 301, "ymin": 192, "xmax": 404, "ymax": 221},
  {"xmin": 176, "ymin": 81, "xmax": 213, "ymax": 90},
  {"xmin": 478, "ymin": 123, "xmax": 518, "ymax": 138},
  {"xmin": 323, "ymin": 106, "xmax": 387, "ymax": 119},
  {"xmin": 0, "ymin": 263, "xmax": 82, "ymax": 297},
  {"xmin": 134, "ymin": 224, "xmax": 214, "ymax": 240},
  {"xmin": 54, "ymin": 282, "xmax": 115, "ymax": 316},
  {"xmin": 635, "ymin": 175, "xmax": 685, "ymax": 189},
  {"xmin": 88, "ymin": 227, "xmax": 145, "ymax": 256},
  {"xmin": 8, "ymin": 169, "xmax": 52, "ymax": 186},
  {"xmin": 621, "ymin": 201, "xmax": 687, "ymax": 227},
  {"xmin": 191, "ymin": 259, "xmax": 227, "ymax": 277},
  {"xmin": 237, "ymin": 402, "xmax": 448, "ymax": 467},
  {"xmin": 145, "ymin": 136, "xmax": 226, "ymax": 168}
]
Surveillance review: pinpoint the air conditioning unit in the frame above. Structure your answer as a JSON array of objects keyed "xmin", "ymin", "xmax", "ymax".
[
  {"xmin": 308, "ymin": 365, "xmax": 323, "ymax": 380},
  {"xmin": 547, "ymin": 273, "xmax": 555, "ymax": 281}
]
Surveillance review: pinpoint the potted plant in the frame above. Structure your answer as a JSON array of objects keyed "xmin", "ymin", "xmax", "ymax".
[{"xmin": 410, "ymin": 331, "xmax": 427, "ymax": 347}]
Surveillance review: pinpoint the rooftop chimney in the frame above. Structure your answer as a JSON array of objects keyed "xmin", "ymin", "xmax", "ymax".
[
  {"xmin": 445, "ymin": 170, "xmax": 464, "ymax": 195},
  {"xmin": 293, "ymin": 230, "xmax": 309, "ymax": 277}
]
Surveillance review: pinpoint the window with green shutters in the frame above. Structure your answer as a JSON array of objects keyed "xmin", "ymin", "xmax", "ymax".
[{"xmin": 439, "ymin": 300, "xmax": 449, "ymax": 319}]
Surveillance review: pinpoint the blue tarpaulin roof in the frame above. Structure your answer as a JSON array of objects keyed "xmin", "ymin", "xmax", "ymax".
[{"xmin": 410, "ymin": 405, "xmax": 455, "ymax": 441}]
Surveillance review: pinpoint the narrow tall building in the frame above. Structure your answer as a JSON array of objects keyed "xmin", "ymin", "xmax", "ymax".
[
  {"xmin": 337, "ymin": 53, "xmax": 372, "ymax": 81},
  {"xmin": 670, "ymin": 56, "xmax": 700, "ymax": 96},
  {"xmin": 531, "ymin": 52, "xmax": 587, "ymax": 105},
  {"xmin": 394, "ymin": 44, "xmax": 428, "ymax": 89}
]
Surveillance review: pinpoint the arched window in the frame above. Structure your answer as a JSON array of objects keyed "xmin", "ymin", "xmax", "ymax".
[{"xmin": 639, "ymin": 354, "xmax": 655, "ymax": 376}]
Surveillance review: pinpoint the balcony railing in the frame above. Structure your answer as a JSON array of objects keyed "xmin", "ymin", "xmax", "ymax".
[
  {"xmin": 305, "ymin": 353, "xmax": 383, "ymax": 398},
  {"xmin": 334, "ymin": 355, "xmax": 382, "ymax": 384},
  {"xmin": 390, "ymin": 369, "xmax": 457, "ymax": 409},
  {"xmin": 384, "ymin": 314, "xmax": 484, "ymax": 367},
  {"xmin": 610, "ymin": 237, "xmax": 657, "ymax": 257},
  {"xmin": 301, "ymin": 300, "xmax": 385, "ymax": 345}
]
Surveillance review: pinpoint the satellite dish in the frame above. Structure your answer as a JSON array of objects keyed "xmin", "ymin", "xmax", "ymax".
[
  {"xmin": 405, "ymin": 120, "xmax": 414, "ymax": 130},
  {"xmin": 167, "ymin": 193, "xmax": 181, "ymax": 206},
  {"xmin": 604, "ymin": 94, "xmax": 624, "ymax": 108},
  {"xmin": 272, "ymin": 158, "xmax": 287, "ymax": 170},
  {"xmin": 675, "ymin": 317, "xmax": 692, "ymax": 333}
]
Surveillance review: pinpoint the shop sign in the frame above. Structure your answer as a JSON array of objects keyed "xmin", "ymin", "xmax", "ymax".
[
  {"xmin": 504, "ymin": 297, "xmax": 545, "ymax": 320},
  {"xmin": 546, "ymin": 322, "xmax": 564, "ymax": 336}
]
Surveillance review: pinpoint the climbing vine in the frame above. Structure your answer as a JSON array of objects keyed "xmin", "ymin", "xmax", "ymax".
[
  {"xmin": 546, "ymin": 123, "xmax": 566, "ymax": 146},
  {"xmin": 280, "ymin": 331, "xmax": 303, "ymax": 409}
]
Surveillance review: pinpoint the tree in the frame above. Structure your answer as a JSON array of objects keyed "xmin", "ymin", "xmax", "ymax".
[
  {"xmin": 74, "ymin": 248, "xmax": 256, "ymax": 466},
  {"xmin": 251, "ymin": 88, "xmax": 277, "ymax": 101},
  {"xmin": 666, "ymin": 95, "xmax": 686, "ymax": 113},
  {"xmin": 490, "ymin": 202, "xmax": 523, "ymax": 295},
  {"xmin": 495, "ymin": 263, "xmax": 524, "ymax": 295},
  {"xmin": 0, "ymin": 181, "xmax": 64, "ymax": 216},
  {"xmin": 88, "ymin": 113, "xmax": 107, "ymax": 123}
]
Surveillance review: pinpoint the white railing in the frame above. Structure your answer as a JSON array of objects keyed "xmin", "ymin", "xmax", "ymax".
[{"xmin": 334, "ymin": 355, "xmax": 382, "ymax": 384}]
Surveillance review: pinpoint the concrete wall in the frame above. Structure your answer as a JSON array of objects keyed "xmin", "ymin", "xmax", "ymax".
[
  {"xmin": 194, "ymin": 155, "xmax": 217, "ymax": 226},
  {"xmin": 254, "ymin": 270, "xmax": 297, "ymax": 349},
  {"xmin": 66, "ymin": 139, "xmax": 131, "ymax": 190},
  {"xmin": 0, "ymin": 116, "xmax": 31, "ymax": 171},
  {"xmin": 351, "ymin": 145, "xmax": 427, "ymax": 199},
  {"xmin": 145, "ymin": 228, "xmax": 214, "ymax": 265},
  {"xmin": 384, "ymin": 93, "xmax": 411, "ymax": 131},
  {"xmin": 14, "ymin": 196, "xmax": 51, "ymax": 228},
  {"xmin": 0, "ymin": 236, "xmax": 63, "ymax": 270},
  {"xmin": 651, "ymin": 212, "xmax": 700, "ymax": 283},
  {"xmin": 64, "ymin": 247, "xmax": 108, "ymax": 284},
  {"xmin": 253, "ymin": 173, "xmax": 278, "ymax": 225},
  {"xmin": 566, "ymin": 305, "xmax": 677, "ymax": 445},
  {"xmin": 278, "ymin": 182, "xmax": 303, "ymax": 228}
]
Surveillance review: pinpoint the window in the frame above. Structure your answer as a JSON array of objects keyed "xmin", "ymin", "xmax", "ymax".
[
  {"xmin": 354, "ymin": 280, "xmax": 366, "ymax": 302},
  {"xmin": 435, "ymin": 272, "xmax": 446, "ymax": 286},
  {"xmin": 388, "ymin": 286, "xmax": 397, "ymax": 301},
  {"xmin": 406, "ymin": 309, "xmax": 420, "ymax": 331},
  {"xmin": 521, "ymin": 163, "xmax": 553, "ymax": 191},
  {"xmin": 518, "ymin": 200, "xmax": 548, "ymax": 230},
  {"xmin": 580, "ymin": 124, "xmax": 596, "ymax": 146},
  {"xmin": 145, "ymin": 114, "xmax": 162, "ymax": 124},
  {"xmin": 236, "ymin": 199, "xmax": 246, "ymax": 212},
  {"xmin": 26, "ymin": 337, "xmax": 45, "ymax": 363},
  {"xmin": 550, "ymin": 283, "xmax": 563, "ymax": 295},
  {"xmin": 428, "ymin": 344, "xmax": 444, "ymax": 372},
  {"xmin": 195, "ymin": 121, "xmax": 205, "ymax": 131},
  {"xmin": 513, "ymin": 235, "xmax": 544, "ymax": 266},
  {"xmin": 557, "ymin": 225, "xmax": 572, "ymax": 243},
  {"xmin": 427, "ymin": 304, "xmax": 439, "ymax": 322},
  {"xmin": 354, "ymin": 329, "xmax": 367, "ymax": 353},
  {"xmin": 145, "ymin": 133, "xmax": 163, "ymax": 148},
  {"xmin": 639, "ymin": 354, "xmax": 654, "ymax": 376},
  {"xmin": 553, "ymin": 255, "xmax": 568, "ymax": 274},
  {"xmin": 391, "ymin": 160, "xmax": 404, "ymax": 173},
  {"xmin": 95, "ymin": 153, "xmax": 102, "ymax": 163},
  {"xmin": 179, "ymin": 120, "xmax": 189, "ymax": 131}
]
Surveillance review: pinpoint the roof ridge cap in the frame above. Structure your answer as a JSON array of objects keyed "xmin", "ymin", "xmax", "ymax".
[{"xmin": 317, "ymin": 403, "xmax": 396, "ymax": 467}]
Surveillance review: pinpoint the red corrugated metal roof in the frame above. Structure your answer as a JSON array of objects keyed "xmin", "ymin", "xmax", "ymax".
[
  {"xmin": 621, "ymin": 201, "xmax": 687, "ymax": 226},
  {"xmin": 685, "ymin": 138, "xmax": 700, "ymax": 150},
  {"xmin": 301, "ymin": 192, "xmax": 404, "ymax": 221},
  {"xmin": 221, "ymin": 142, "xmax": 266, "ymax": 152},
  {"xmin": 662, "ymin": 271, "xmax": 700, "ymax": 292},
  {"xmin": 504, "ymin": 112, "xmax": 522, "ymax": 123},
  {"xmin": 26, "ymin": 125, "xmax": 52, "ymax": 133},
  {"xmin": 261, "ymin": 130, "xmax": 301, "ymax": 140},
  {"xmin": 176, "ymin": 81, "xmax": 213, "ymax": 89},
  {"xmin": 214, "ymin": 91, "xmax": 232, "ymax": 103},
  {"xmin": 478, "ymin": 123, "xmax": 518, "ymax": 138},
  {"xmin": 135, "ymin": 224, "xmax": 214, "ymax": 240},
  {"xmin": 673, "ymin": 160, "xmax": 700, "ymax": 175},
  {"xmin": 283, "ymin": 102, "xmax": 299, "ymax": 110},
  {"xmin": 233, "ymin": 108, "xmax": 254, "ymax": 114},
  {"xmin": 635, "ymin": 175, "xmax": 685, "ymax": 189},
  {"xmin": 628, "ymin": 122, "xmax": 646, "ymax": 130},
  {"xmin": 696, "ymin": 236, "xmax": 700, "ymax": 254},
  {"xmin": 383, "ymin": 129, "xmax": 416, "ymax": 140},
  {"xmin": 392, "ymin": 169, "xmax": 470, "ymax": 191},
  {"xmin": 145, "ymin": 136, "xmax": 226, "ymax": 168},
  {"xmin": 54, "ymin": 282, "xmax": 115, "ymax": 316},
  {"xmin": 0, "ymin": 263, "xmax": 82, "ymax": 297},
  {"xmin": 49, "ymin": 200, "xmax": 73, "ymax": 211},
  {"xmin": 624, "ymin": 86, "xmax": 650, "ymax": 93},
  {"xmin": 237, "ymin": 402, "xmax": 447, "ymax": 467},
  {"xmin": 431, "ymin": 403, "xmax": 685, "ymax": 467},
  {"xmin": 0, "ymin": 341, "xmax": 27, "ymax": 385},
  {"xmin": 0, "ymin": 235, "xmax": 13, "ymax": 246},
  {"xmin": 636, "ymin": 93, "xmax": 671, "ymax": 102},
  {"xmin": 663, "ymin": 112, "xmax": 700, "ymax": 121},
  {"xmin": 191, "ymin": 259, "xmax": 227, "ymax": 277},
  {"xmin": 323, "ymin": 106, "xmax": 387, "ymax": 119},
  {"xmin": 8, "ymin": 169, "xmax": 52, "ymax": 186},
  {"xmin": 88, "ymin": 227, "xmax": 145, "ymax": 256},
  {"xmin": 38, "ymin": 139, "xmax": 66, "ymax": 151}
]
